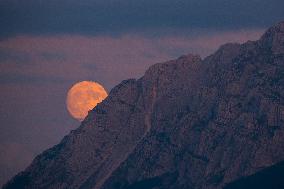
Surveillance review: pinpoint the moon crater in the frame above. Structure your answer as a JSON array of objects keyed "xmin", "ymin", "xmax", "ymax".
[{"xmin": 66, "ymin": 81, "xmax": 108, "ymax": 121}]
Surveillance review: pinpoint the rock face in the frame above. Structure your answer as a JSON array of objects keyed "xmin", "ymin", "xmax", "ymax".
[{"xmin": 3, "ymin": 21, "xmax": 284, "ymax": 189}]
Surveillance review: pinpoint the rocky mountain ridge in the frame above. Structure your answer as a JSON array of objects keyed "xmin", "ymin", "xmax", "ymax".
[{"xmin": 3, "ymin": 21, "xmax": 284, "ymax": 189}]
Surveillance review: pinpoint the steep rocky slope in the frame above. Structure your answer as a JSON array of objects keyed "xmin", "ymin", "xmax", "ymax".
[{"xmin": 3, "ymin": 21, "xmax": 284, "ymax": 189}]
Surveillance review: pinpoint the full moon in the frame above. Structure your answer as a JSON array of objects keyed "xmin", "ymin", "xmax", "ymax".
[{"xmin": 66, "ymin": 81, "xmax": 108, "ymax": 121}]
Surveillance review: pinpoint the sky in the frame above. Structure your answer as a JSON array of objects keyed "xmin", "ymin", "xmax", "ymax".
[{"xmin": 0, "ymin": 0, "xmax": 284, "ymax": 186}]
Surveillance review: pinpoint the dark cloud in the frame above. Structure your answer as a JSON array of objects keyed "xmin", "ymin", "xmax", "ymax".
[
  {"xmin": 0, "ymin": 48, "xmax": 32, "ymax": 65},
  {"xmin": 0, "ymin": 0, "xmax": 283, "ymax": 37},
  {"xmin": 0, "ymin": 73, "xmax": 69, "ymax": 85},
  {"xmin": 39, "ymin": 52, "xmax": 67, "ymax": 62},
  {"xmin": 82, "ymin": 63, "xmax": 98, "ymax": 71}
]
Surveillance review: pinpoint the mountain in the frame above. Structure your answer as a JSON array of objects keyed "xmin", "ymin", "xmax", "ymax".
[
  {"xmin": 223, "ymin": 160, "xmax": 284, "ymax": 189},
  {"xmin": 3, "ymin": 21, "xmax": 284, "ymax": 189}
]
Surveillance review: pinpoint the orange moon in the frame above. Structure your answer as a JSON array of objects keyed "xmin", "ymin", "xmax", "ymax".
[{"xmin": 66, "ymin": 81, "xmax": 108, "ymax": 121}]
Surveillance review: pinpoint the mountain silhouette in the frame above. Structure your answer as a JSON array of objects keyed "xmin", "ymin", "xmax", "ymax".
[
  {"xmin": 223, "ymin": 160, "xmax": 284, "ymax": 189},
  {"xmin": 3, "ymin": 21, "xmax": 284, "ymax": 189}
]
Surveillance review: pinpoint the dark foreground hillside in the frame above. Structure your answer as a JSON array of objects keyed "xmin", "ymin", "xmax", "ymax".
[
  {"xmin": 224, "ymin": 160, "xmax": 284, "ymax": 189},
  {"xmin": 3, "ymin": 21, "xmax": 284, "ymax": 189}
]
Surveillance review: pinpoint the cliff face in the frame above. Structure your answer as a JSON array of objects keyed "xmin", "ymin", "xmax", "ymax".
[{"xmin": 3, "ymin": 21, "xmax": 284, "ymax": 189}]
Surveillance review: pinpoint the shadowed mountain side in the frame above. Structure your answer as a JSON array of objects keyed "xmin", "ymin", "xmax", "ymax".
[
  {"xmin": 223, "ymin": 160, "xmax": 284, "ymax": 189},
  {"xmin": 3, "ymin": 21, "xmax": 284, "ymax": 189},
  {"xmin": 100, "ymin": 21, "xmax": 284, "ymax": 189}
]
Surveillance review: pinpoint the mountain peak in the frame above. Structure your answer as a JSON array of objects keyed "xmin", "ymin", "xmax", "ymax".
[
  {"xmin": 260, "ymin": 21, "xmax": 284, "ymax": 55},
  {"xmin": 177, "ymin": 53, "xmax": 202, "ymax": 62},
  {"xmin": 143, "ymin": 53, "xmax": 202, "ymax": 83}
]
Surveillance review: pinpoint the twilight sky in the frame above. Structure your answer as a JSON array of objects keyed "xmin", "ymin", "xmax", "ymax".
[{"xmin": 0, "ymin": 0, "xmax": 284, "ymax": 186}]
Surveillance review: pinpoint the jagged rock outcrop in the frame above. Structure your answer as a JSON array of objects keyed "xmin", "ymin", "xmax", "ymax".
[{"xmin": 3, "ymin": 21, "xmax": 284, "ymax": 189}]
